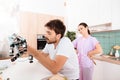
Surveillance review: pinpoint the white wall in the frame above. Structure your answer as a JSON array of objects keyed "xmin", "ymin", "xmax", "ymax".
[
  {"xmin": 19, "ymin": 0, "xmax": 68, "ymax": 30},
  {"xmin": 66, "ymin": 0, "xmax": 120, "ymax": 31},
  {"xmin": 0, "ymin": 0, "xmax": 19, "ymax": 41},
  {"xmin": 19, "ymin": 0, "xmax": 66, "ymax": 17},
  {"xmin": 111, "ymin": 0, "xmax": 120, "ymax": 30},
  {"xmin": 17, "ymin": 0, "xmax": 120, "ymax": 31},
  {"xmin": 1, "ymin": 0, "xmax": 120, "ymax": 35}
]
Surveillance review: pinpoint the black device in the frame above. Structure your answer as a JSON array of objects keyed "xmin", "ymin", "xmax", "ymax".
[
  {"xmin": 37, "ymin": 34, "xmax": 46, "ymax": 50},
  {"xmin": 9, "ymin": 33, "xmax": 33, "ymax": 63}
]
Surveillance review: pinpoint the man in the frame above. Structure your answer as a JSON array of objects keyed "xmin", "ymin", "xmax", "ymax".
[{"xmin": 27, "ymin": 19, "xmax": 79, "ymax": 80}]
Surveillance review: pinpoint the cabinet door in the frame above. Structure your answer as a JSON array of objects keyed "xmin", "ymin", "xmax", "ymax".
[
  {"xmin": 93, "ymin": 60, "xmax": 120, "ymax": 80},
  {"xmin": 36, "ymin": 14, "xmax": 64, "ymax": 34},
  {"xmin": 103, "ymin": 61, "xmax": 120, "ymax": 80},
  {"xmin": 93, "ymin": 60, "xmax": 103, "ymax": 80},
  {"xmin": 19, "ymin": 11, "xmax": 38, "ymax": 49}
]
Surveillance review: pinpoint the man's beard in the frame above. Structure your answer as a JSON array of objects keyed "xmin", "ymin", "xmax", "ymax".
[{"xmin": 45, "ymin": 37, "xmax": 56, "ymax": 44}]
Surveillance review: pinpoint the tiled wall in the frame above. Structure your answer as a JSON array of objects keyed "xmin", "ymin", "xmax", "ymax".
[{"xmin": 91, "ymin": 30, "xmax": 120, "ymax": 55}]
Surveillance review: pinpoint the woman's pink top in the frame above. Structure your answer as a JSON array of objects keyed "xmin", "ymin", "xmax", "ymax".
[{"xmin": 72, "ymin": 35, "xmax": 99, "ymax": 67}]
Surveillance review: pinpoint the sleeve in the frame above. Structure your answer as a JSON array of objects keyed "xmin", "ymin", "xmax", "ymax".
[
  {"xmin": 56, "ymin": 37, "xmax": 76, "ymax": 58},
  {"xmin": 42, "ymin": 44, "xmax": 49, "ymax": 54},
  {"xmin": 92, "ymin": 37, "xmax": 99, "ymax": 47}
]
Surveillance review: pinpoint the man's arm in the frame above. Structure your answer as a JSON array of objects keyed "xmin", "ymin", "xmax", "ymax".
[
  {"xmin": 38, "ymin": 50, "xmax": 49, "ymax": 57},
  {"xmin": 28, "ymin": 45, "xmax": 67, "ymax": 74}
]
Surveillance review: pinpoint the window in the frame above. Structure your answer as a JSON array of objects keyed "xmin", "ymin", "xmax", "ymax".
[{"xmin": 0, "ymin": 0, "xmax": 19, "ymax": 41}]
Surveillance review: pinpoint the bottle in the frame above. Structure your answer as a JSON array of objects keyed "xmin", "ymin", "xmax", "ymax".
[
  {"xmin": 115, "ymin": 49, "xmax": 119, "ymax": 58},
  {"xmin": 109, "ymin": 48, "xmax": 113, "ymax": 56}
]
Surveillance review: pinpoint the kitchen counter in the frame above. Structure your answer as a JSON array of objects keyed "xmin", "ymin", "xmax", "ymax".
[
  {"xmin": 1, "ymin": 58, "xmax": 53, "ymax": 80},
  {"xmin": 93, "ymin": 54, "xmax": 120, "ymax": 80},
  {"xmin": 0, "ymin": 57, "xmax": 11, "ymax": 60},
  {"xmin": 93, "ymin": 54, "xmax": 120, "ymax": 65}
]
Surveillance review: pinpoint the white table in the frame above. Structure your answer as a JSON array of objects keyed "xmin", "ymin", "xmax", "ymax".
[{"xmin": 1, "ymin": 58, "xmax": 53, "ymax": 80}]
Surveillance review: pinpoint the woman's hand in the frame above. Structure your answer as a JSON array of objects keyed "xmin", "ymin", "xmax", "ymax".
[
  {"xmin": 88, "ymin": 51, "xmax": 96, "ymax": 65},
  {"xmin": 87, "ymin": 51, "xmax": 93, "ymax": 59}
]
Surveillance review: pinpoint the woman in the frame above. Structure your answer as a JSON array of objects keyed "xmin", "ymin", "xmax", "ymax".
[{"xmin": 72, "ymin": 22, "xmax": 102, "ymax": 80}]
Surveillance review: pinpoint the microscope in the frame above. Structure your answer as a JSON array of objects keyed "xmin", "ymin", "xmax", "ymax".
[{"xmin": 9, "ymin": 33, "xmax": 33, "ymax": 63}]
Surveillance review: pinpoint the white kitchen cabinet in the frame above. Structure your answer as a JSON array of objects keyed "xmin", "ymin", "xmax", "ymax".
[
  {"xmin": 93, "ymin": 60, "xmax": 103, "ymax": 80},
  {"xmin": 103, "ymin": 61, "xmax": 120, "ymax": 80},
  {"xmin": 93, "ymin": 60, "xmax": 120, "ymax": 80}
]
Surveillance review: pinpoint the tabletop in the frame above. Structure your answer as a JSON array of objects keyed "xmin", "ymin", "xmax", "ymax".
[{"xmin": 1, "ymin": 58, "xmax": 53, "ymax": 80}]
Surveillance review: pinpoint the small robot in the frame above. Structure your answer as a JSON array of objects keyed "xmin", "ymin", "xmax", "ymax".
[{"xmin": 9, "ymin": 33, "xmax": 33, "ymax": 63}]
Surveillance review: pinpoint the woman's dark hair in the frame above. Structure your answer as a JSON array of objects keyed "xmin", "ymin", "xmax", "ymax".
[
  {"xmin": 78, "ymin": 22, "xmax": 91, "ymax": 34},
  {"xmin": 45, "ymin": 19, "xmax": 66, "ymax": 38}
]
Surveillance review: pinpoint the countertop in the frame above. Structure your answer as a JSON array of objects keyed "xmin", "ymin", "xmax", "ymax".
[
  {"xmin": 1, "ymin": 54, "xmax": 120, "ymax": 65},
  {"xmin": 93, "ymin": 54, "xmax": 120, "ymax": 65},
  {"xmin": 1, "ymin": 58, "xmax": 52, "ymax": 80}
]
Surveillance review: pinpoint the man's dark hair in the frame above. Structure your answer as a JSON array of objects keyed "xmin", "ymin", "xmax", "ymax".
[{"xmin": 45, "ymin": 19, "xmax": 66, "ymax": 38}]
